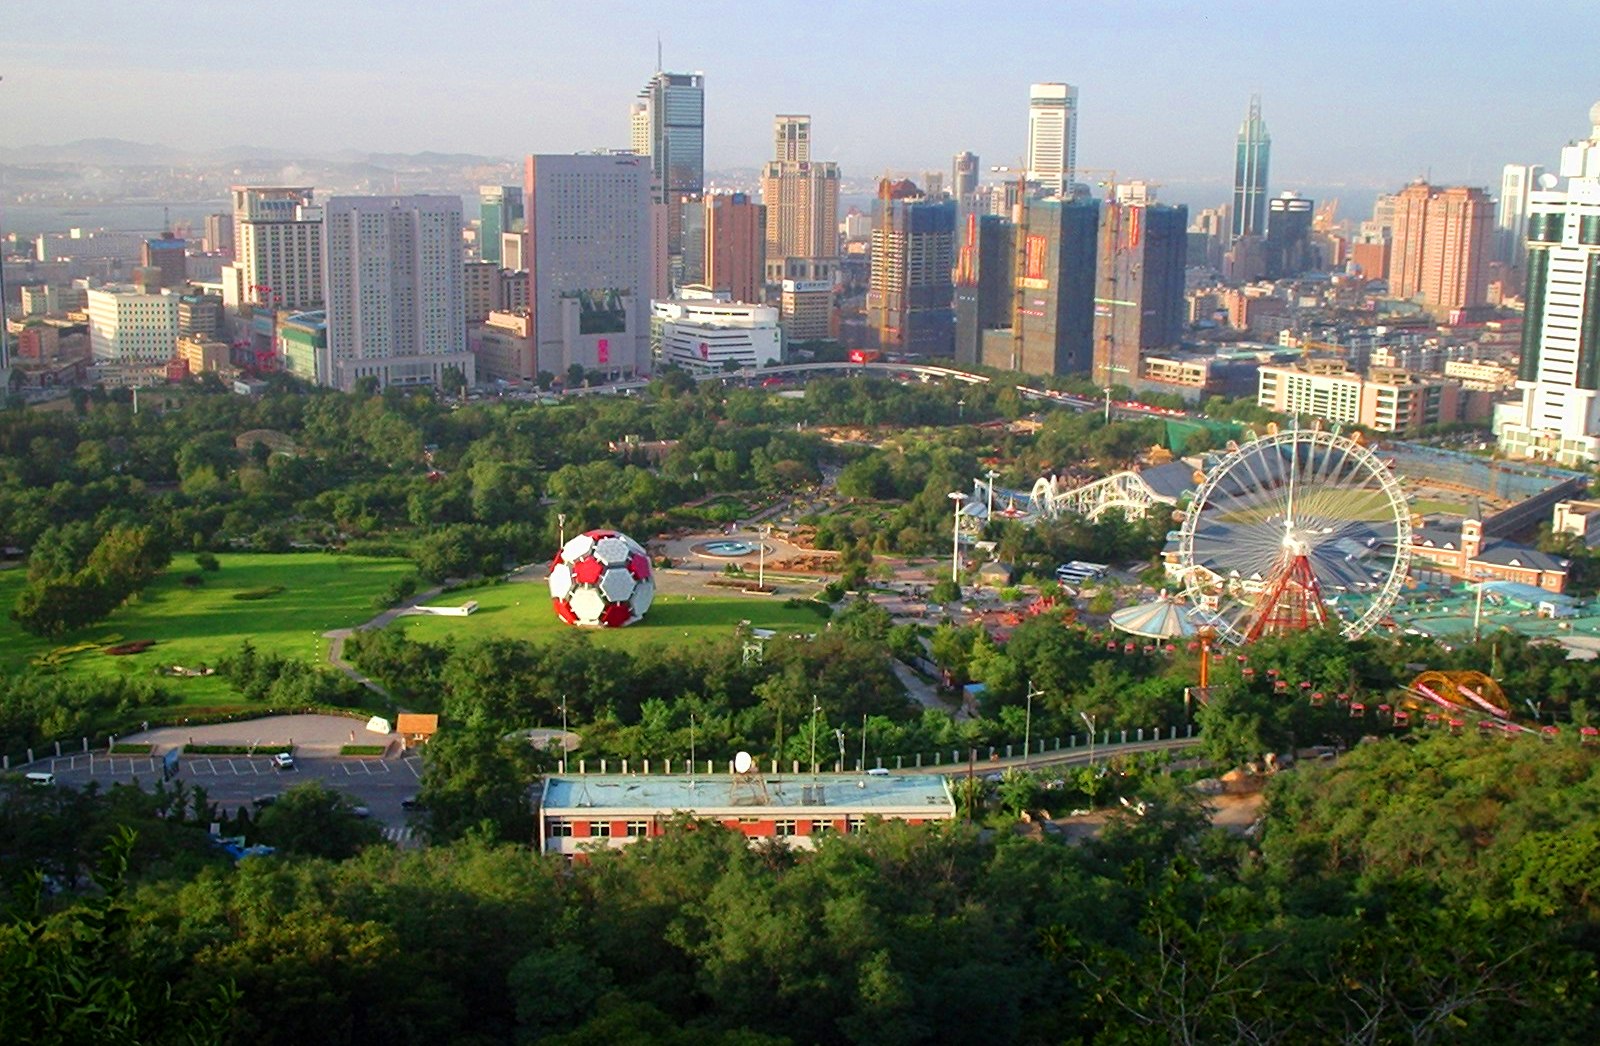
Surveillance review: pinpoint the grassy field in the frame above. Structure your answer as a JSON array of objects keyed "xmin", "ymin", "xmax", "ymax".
[
  {"xmin": 0, "ymin": 552, "xmax": 415, "ymax": 705},
  {"xmin": 393, "ymin": 579, "xmax": 831, "ymax": 652}
]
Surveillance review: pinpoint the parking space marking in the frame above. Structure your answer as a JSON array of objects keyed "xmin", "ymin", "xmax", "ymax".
[{"xmin": 403, "ymin": 758, "xmax": 422, "ymax": 778}]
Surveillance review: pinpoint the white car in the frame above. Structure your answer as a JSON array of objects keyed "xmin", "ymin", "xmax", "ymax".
[{"xmin": 272, "ymin": 752, "xmax": 295, "ymax": 770}]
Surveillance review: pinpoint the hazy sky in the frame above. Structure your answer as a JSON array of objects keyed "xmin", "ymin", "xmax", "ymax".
[{"xmin": 6, "ymin": 0, "xmax": 1600, "ymax": 197}]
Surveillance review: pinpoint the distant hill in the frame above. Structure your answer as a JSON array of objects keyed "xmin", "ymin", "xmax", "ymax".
[{"xmin": 10, "ymin": 138, "xmax": 181, "ymax": 165}]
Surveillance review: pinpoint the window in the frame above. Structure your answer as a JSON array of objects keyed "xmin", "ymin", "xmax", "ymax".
[
  {"xmin": 812, "ymin": 820, "xmax": 834, "ymax": 835},
  {"xmin": 846, "ymin": 817, "xmax": 866, "ymax": 834},
  {"xmin": 626, "ymin": 821, "xmax": 649, "ymax": 837},
  {"xmin": 592, "ymin": 822, "xmax": 612, "ymax": 838},
  {"xmin": 775, "ymin": 819, "xmax": 797, "ymax": 836},
  {"xmin": 549, "ymin": 820, "xmax": 573, "ymax": 837}
]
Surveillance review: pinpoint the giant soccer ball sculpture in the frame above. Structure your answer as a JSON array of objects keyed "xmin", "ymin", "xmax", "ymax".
[{"xmin": 548, "ymin": 529, "xmax": 655, "ymax": 627}]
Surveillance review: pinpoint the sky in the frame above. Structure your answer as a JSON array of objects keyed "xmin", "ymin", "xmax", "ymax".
[{"xmin": 5, "ymin": 0, "xmax": 1600, "ymax": 205}]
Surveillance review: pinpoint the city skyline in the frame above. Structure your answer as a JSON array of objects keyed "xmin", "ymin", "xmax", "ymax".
[{"xmin": 3, "ymin": 1, "xmax": 1599, "ymax": 196}]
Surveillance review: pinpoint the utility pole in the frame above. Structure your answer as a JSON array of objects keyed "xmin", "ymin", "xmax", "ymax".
[
  {"xmin": 947, "ymin": 491, "xmax": 967, "ymax": 583},
  {"xmin": 1025, "ymin": 680, "xmax": 1042, "ymax": 762},
  {"xmin": 985, "ymin": 468, "xmax": 999, "ymax": 521},
  {"xmin": 809, "ymin": 695, "xmax": 820, "ymax": 775},
  {"xmin": 1080, "ymin": 710, "xmax": 1096, "ymax": 768},
  {"xmin": 759, "ymin": 523, "xmax": 771, "ymax": 590}
]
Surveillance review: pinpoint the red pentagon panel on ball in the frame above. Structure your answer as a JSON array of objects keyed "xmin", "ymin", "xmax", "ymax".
[
  {"xmin": 571, "ymin": 556, "xmax": 605, "ymax": 585},
  {"xmin": 552, "ymin": 599, "xmax": 578, "ymax": 625},
  {"xmin": 599, "ymin": 601, "xmax": 633, "ymax": 627},
  {"xmin": 626, "ymin": 552, "xmax": 651, "ymax": 581}
]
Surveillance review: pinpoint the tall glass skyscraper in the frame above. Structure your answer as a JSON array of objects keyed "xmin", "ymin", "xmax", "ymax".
[
  {"xmin": 632, "ymin": 71, "xmax": 705, "ymax": 202},
  {"xmin": 478, "ymin": 185, "xmax": 523, "ymax": 265},
  {"xmin": 1232, "ymin": 95, "xmax": 1271, "ymax": 241}
]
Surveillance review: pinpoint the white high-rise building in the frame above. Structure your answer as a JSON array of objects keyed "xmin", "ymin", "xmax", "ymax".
[
  {"xmin": 86, "ymin": 285, "xmax": 179, "ymax": 362},
  {"xmin": 1497, "ymin": 103, "xmax": 1600, "ymax": 466},
  {"xmin": 1027, "ymin": 82, "xmax": 1078, "ymax": 193},
  {"xmin": 774, "ymin": 114, "xmax": 810, "ymax": 163},
  {"xmin": 1497, "ymin": 163, "xmax": 1546, "ymax": 268},
  {"xmin": 524, "ymin": 154, "xmax": 653, "ymax": 379},
  {"xmin": 227, "ymin": 187, "xmax": 324, "ymax": 310},
  {"xmin": 322, "ymin": 195, "xmax": 472, "ymax": 391}
]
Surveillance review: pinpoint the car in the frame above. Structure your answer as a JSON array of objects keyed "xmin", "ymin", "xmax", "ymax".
[
  {"xmin": 25, "ymin": 771, "xmax": 55, "ymax": 788},
  {"xmin": 866, "ymin": 767, "xmax": 891, "ymax": 777},
  {"xmin": 401, "ymin": 795, "xmax": 424, "ymax": 810},
  {"xmin": 350, "ymin": 806, "xmax": 371, "ymax": 819},
  {"xmin": 252, "ymin": 795, "xmax": 276, "ymax": 808},
  {"xmin": 272, "ymin": 752, "xmax": 295, "ymax": 770}
]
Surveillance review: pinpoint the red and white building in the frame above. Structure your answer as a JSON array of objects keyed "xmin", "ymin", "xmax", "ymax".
[{"xmin": 538, "ymin": 772, "xmax": 957, "ymax": 857}]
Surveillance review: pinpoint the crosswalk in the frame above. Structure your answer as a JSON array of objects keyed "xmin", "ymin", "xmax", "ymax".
[{"xmin": 382, "ymin": 825, "xmax": 420, "ymax": 848}]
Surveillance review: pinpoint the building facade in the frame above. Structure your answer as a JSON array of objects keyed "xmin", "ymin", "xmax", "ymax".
[
  {"xmin": 1497, "ymin": 163, "xmax": 1545, "ymax": 270},
  {"xmin": 471, "ymin": 309, "xmax": 534, "ymax": 384},
  {"xmin": 524, "ymin": 153, "xmax": 653, "ymax": 380},
  {"xmin": 952, "ymin": 151, "xmax": 980, "ymax": 205},
  {"xmin": 276, "ymin": 310, "xmax": 327, "ymax": 383},
  {"xmin": 228, "ymin": 186, "xmax": 324, "ymax": 310},
  {"xmin": 1232, "ymin": 95, "xmax": 1271, "ymax": 242},
  {"xmin": 1498, "ymin": 103, "xmax": 1600, "ymax": 466},
  {"xmin": 1027, "ymin": 83, "xmax": 1078, "ymax": 193},
  {"xmin": 703, "ymin": 192, "xmax": 765, "ymax": 304},
  {"xmin": 1092, "ymin": 200, "xmax": 1188, "ymax": 386},
  {"xmin": 779, "ymin": 280, "xmax": 832, "ymax": 342},
  {"xmin": 1011, "ymin": 198, "xmax": 1099, "ymax": 376},
  {"xmin": 954, "ymin": 212, "xmax": 1014, "ymax": 367},
  {"xmin": 868, "ymin": 180, "xmax": 956, "ymax": 356},
  {"xmin": 1387, "ymin": 181, "xmax": 1495, "ymax": 315},
  {"xmin": 85, "ymin": 285, "xmax": 178, "ymax": 363},
  {"xmin": 1266, "ymin": 192, "xmax": 1314, "ymax": 277},
  {"xmin": 322, "ymin": 195, "xmax": 472, "ymax": 391},
  {"xmin": 478, "ymin": 185, "xmax": 523, "ymax": 265},
  {"xmin": 1257, "ymin": 359, "xmax": 1490, "ymax": 434},
  {"xmin": 651, "ymin": 292, "xmax": 781, "ymax": 374},
  {"xmin": 633, "ymin": 70, "xmax": 705, "ymax": 268}
]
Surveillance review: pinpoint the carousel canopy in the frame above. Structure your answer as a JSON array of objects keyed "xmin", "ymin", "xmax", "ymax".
[{"xmin": 1110, "ymin": 597, "xmax": 1201, "ymax": 640}]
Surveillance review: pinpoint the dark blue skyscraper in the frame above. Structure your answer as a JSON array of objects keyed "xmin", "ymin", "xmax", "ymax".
[{"xmin": 1232, "ymin": 95, "xmax": 1271, "ymax": 241}]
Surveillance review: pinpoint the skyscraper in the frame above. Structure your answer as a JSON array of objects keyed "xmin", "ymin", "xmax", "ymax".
[
  {"xmin": 1265, "ymin": 192, "xmax": 1315, "ymax": 278},
  {"xmin": 322, "ymin": 195, "xmax": 472, "ymax": 391},
  {"xmin": 1232, "ymin": 95, "xmax": 1271, "ymax": 241},
  {"xmin": 774, "ymin": 114, "xmax": 810, "ymax": 163},
  {"xmin": 632, "ymin": 70, "xmax": 705, "ymax": 271},
  {"xmin": 1012, "ymin": 197, "xmax": 1101, "ymax": 376},
  {"xmin": 228, "ymin": 186, "xmax": 323, "ymax": 311},
  {"xmin": 868, "ymin": 179, "xmax": 956, "ymax": 356},
  {"xmin": 523, "ymin": 153, "xmax": 653, "ymax": 380},
  {"xmin": 1093, "ymin": 199, "xmax": 1188, "ymax": 387},
  {"xmin": 703, "ymin": 192, "xmax": 765, "ymax": 304},
  {"xmin": 951, "ymin": 152, "xmax": 980, "ymax": 203},
  {"xmin": 1388, "ymin": 181, "xmax": 1495, "ymax": 314},
  {"xmin": 954, "ymin": 212, "xmax": 1013, "ymax": 367},
  {"xmin": 760, "ymin": 114, "xmax": 840, "ymax": 283},
  {"xmin": 1497, "ymin": 102, "xmax": 1600, "ymax": 466},
  {"xmin": 1027, "ymin": 83, "xmax": 1078, "ymax": 193},
  {"xmin": 479, "ymin": 186, "xmax": 523, "ymax": 265},
  {"xmin": 1497, "ymin": 163, "xmax": 1546, "ymax": 270}
]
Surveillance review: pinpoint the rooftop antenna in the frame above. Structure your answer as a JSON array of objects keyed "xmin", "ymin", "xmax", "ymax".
[
  {"xmin": 730, "ymin": 750, "xmax": 769, "ymax": 806},
  {"xmin": 656, "ymin": 33, "xmax": 662, "ymax": 72}
]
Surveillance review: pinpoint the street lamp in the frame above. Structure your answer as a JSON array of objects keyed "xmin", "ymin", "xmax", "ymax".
[
  {"xmin": 809, "ymin": 694, "xmax": 821, "ymax": 775},
  {"xmin": 759, "ymin": 523, "xmax": 772, "ymax": 590},
  {"xmin": 1025, "ymin": 680, "xmax": 1042, "ymax": 761},
  {"xmin": 947, "ymin": 491, "xmax": 967, "ymax": 584},
  {"xmin": 557, "ymin": 512, "xmax": 567, "ymax": 548},
  {"xmin": 985, "ymin": 468, "xmax": 999, "ymax": 521},
  {"xmin": 1079, "ymin": 710, "xmax": 1097, "ymax": 767}
]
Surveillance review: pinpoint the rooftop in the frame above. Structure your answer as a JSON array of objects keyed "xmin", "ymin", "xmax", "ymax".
[{"xmin": 541, "ymin": 773, "xmax": 955, "ymax": 815}]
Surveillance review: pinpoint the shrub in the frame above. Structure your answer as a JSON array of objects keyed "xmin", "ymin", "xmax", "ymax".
[
  {"xmin": 180, "ymin": 574, "xmax": 204, "ymax": 588},
  {"xmin": 232, "ymin": 586, "xmax": 285, "ymax": 601},
  {"xmin": 195, "ymin": 551, "xmax": 220, "ymax": 572},
  {"xmin": 103, "ymin": 640, "xmax": 157, "ymax": 655},
  {"xmin": 340, "ymin": 744, "xmax": 388, "ymax": 756}
]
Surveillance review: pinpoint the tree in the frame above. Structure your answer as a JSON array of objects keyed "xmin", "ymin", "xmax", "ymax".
[
  {"xmin": 253, "ymin": 781, "xmax": 381, "ymax": 859},
  {"xmin": 418, "ymin": 727, "xmax": 551, "ymax": 842}
]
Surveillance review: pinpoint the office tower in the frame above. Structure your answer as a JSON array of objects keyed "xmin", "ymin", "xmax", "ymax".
[
  {"xmin": 1011, "ymin": 198, "xmax": 1100, "ymax": 376},
  {"xmin": 952, "ymin": 151, "xmax": 980, "ymax": 203},
  {"xmin": 1027, "ymin": 83, "xmax": 1078, "ymax": 193},
  {"xmin": 1498, "ymin": 102, "xmax": 1600, "ymax": 466},
  {"xmin": 1388, "ymin": 181, "xmax": 1495, "ymax": 313},
  {"xmin": 140, "ymin": 233, "xmax": 186, "ymax": 288},
  {"xmin": 322, "ymin": 195, "xmax": 472, "ymax": 390},
  {"xmin": 922, "ymin": 171, "xmax": 945, "ymax": 199},
  {"xmin": 85, "ymin": 285, "xmax": 179, "ymax": 363},
  {"xmin": 704, "ymin": 192, "xmax": 765, "ymax": 303},
  {"xmin": 229, "ymin": 186, "xmax": 323, "ymax": 310},
  {"xmin": 633, "ymin": 70, "xmax": 705, "ymax": 266},
  {"xmin": 1093, "ymin": 199, "xmax": 1188, "ymax": 386},
  {"xmin": 176, "ymin": 291, "xmax": 222, "ymax": 339},
  {"xmin": 524, "ymin": 153, "xmax": 653, "ymax": 379},
  {"xmin": 1497, "ymin": 164, "xmax": 1546, "ymax": 270},
  {"xmin": 679, "ymin": 199, "xmax": 707, "ymax": 286},
  {"xmin": 868, "ymin": 179, "xmax": 956, "ymax": 356},
  {"xmin": 479, "ymin": 185, "xmax": 524, "ymax": 265},
  {"xmin": 1232, "ymin": 95, "xmax": 1271, "ymax": 241},
  {"xmin": 954, "ymin": 212, "xmax": 1014, "ymax": 366},
  {"xmin": 1266, "ymin": 192, "xmax": 1315, "ymax": 277},
  {"xmin": 774, "ymin": 114, "xmax": 810, "ymax": 163},
  {"xmin": 203, "ymin": 213, "xmax": 233, "ymax": 258}
]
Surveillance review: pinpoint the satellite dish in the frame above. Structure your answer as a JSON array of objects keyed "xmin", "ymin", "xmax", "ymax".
[
  {"xmin": 734, "ymin": 751, "xmax": 753, "ymax": 774},
  {"xmin": 1538, "ymin": 172, "xmax": 1559, "ymax": 190}
]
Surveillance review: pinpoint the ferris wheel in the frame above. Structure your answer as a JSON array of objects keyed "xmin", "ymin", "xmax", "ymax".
[{"xmin": 1177, "ymin": 426, "xmax": 1412, "ymax": 645}]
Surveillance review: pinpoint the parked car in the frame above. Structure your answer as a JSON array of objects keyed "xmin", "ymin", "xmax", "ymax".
[{"xmin": 272, "ymin": 752, "xmax": 295, "ymax": 770}]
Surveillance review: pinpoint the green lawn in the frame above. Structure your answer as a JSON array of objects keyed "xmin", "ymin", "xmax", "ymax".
[
  {"xmin": 0, "ymin": 552, "xmax": 415, "ymax": 705},
  {"xmin": 393, "ymin": 580, "xmax": 830, "ymax": 652}
]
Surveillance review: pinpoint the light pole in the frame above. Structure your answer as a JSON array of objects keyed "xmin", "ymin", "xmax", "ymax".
[
  {"xmin": 947, "ymin": 491, "xmax": 967, "ymax": 584},
  {"xmin": 758, "ymin": 523, "xmax": 771, "ymax": 590},
  {"xmin": 809, "ymin": 694, "xmax": 821, "ymax": 775},
  {"xmin": 985, "ymin": 469, "xmax": 999, "ymax": 521},
  {"xmin": 557, "ymin": 512, "xmax": 566, "ymax": 548},
  {"xmin": 1079, "ymin": 710, "xmax": 1096, "ymax": 767},
  {"xmin": 1025, "ymin": 679, "xmax": 1042, "ymax": 761},
  {"xmin": 957, "ymin": 397, "xmax": 966, "ymax": 420}
]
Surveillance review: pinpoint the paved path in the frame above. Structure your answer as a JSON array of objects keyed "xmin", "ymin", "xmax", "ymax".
[
  {"xmin": 322, "ymin": 584, "xmax": 445, "ymax": 699},
  {"xmin": 116, "ymin": 713, "xmax": 384, "ymax": 756},
  {"xmin": 892, "ymin": 659, "xmax": 973, "ymax": 721}
]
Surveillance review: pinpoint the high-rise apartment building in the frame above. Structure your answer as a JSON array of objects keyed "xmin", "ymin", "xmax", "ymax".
[
  {"xmin": 479, "ymin": 186, "xmax": 524, "ymax": 265},
  {"xmin": 1027, "ymin": 83, "xmax": 1078, "ymax": 193},
  {"xmin": 703, "ymin": 192, "xmax": 765, "ymax": 304},
  {"xmin": 1387, "ymin": 181, "xmax": 1495, "ymax": 314},
  {"xmin": 954, "ymin": 213, "xmax": 1014, "ymax": 366},
  {"xmin": 1497, "ymin": 163, "xmax": 1546, "ymax": 270},
  {"xmin": 228, "ymin": 186, "xmax": 323, "ymax": 310},
  {"xmin": 774, "ymin": 114, "xmax": 810, "ymax": 163},
  {"xmin": 868, "ymin": 179, "xmax": 956, "ymax": 356},
  {"xmin": 632, "ymin": 70, "xmax": 705, "ymax": 270},
  {"xmin": 1266, "ymin": 192, "xmax": 1315, "ymax": 278},
  {"xmin": 524, "ymin": 153, "xmax": 653, "ymax": 380},
  {"xmin": 1232, "ymin": 95, "xmax": 1271, "ymax": 242},
  {"xmin": 952, "ymin": 152, "xmax": 980, "ymax": 204},
  {"xmin": 321, "ymin": 195, "xmax": 472, "ymax": 391},
  {"xmin": 1093, "ymin": 199, "xmax": 1188, "ymax": 386},
  {"xmin": 1498, "ymin": 103, "xmax": 1600, "ymax": 466}
]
